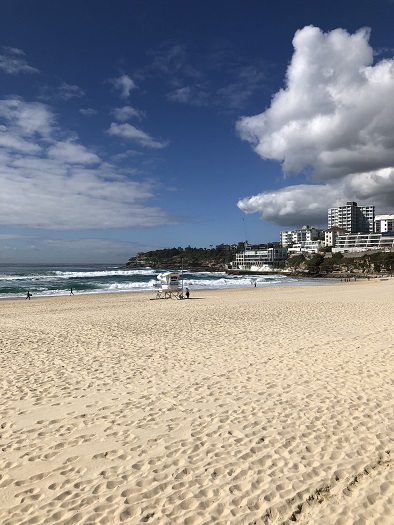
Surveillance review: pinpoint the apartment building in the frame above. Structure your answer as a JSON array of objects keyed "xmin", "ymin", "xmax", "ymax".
[
  {"xmin": 325, "ymin": 227, "xmax": 347, "ymax": 248},
  {"xmin": 287, "ymin": 240, "xmax": 324, "ymax": 255},
  {"xmin": 280, "ymin": 225, "xmax": 324, "ymax": 247},
  {"xmin": 332, "ymin": 233, "xmax": 394, "ymax": 253},
  {"xmin": 375, "ymin": 214, "xmax": 394, "ymax": 233},
  {"xmin": 328, "ymin": 202, "xmax": 375, "ymax": 233}
]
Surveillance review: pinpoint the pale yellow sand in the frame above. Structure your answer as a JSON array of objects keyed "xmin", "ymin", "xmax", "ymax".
[{"xmin": 1, "ymin": 280, "xmax": 393, "ymax": 525}]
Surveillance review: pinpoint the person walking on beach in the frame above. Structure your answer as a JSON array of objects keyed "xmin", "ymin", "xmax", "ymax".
[
  {"xmin": 26, "ymin": 290, "xmax": 32, "ymax": 300},
  {"xmin": 70, "ymin": 287, "xmax": 74, "ymax": 295},
  {"xmin": 185, "ymin": 287, "xmax": 190, "ymax": 299}
]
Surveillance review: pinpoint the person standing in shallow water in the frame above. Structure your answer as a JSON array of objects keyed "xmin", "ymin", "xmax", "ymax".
[
  {"xmin": 70, "ymin": 287, "xmax": 74, "ymax": 295},
  {"xmin": 26, "ymin": 291, "xmax": 32, "ymax": 300}
]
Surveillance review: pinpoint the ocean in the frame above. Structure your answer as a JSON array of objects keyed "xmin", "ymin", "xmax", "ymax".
[{"xmin": 0, "ymin": 263, "xmax": 336, "ymax": 300}]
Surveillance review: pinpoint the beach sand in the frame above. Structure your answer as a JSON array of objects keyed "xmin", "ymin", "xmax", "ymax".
[{"xmin": 1, "ymin": 279, "xmax": 393, "ymax": 524}]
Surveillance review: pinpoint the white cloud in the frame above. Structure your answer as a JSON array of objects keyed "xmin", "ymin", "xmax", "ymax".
[
  {"xmin": 0, "ymin": 236, "xmax": 157, "ymax": 263},
  {"xmin": 166, "ymin": 85, "xmax": 210, "ymax": 107},
  {"xmin": 47, "ymin": 141, "xmax": 100, "ymax": 164},
  {"xmin": 0, "ymin": 155, "xmax": 177, "ymax": 229},
  {"xmin": 0, "ymin": 233, "xmax": 33, "ymax": 240},
  {"xmin": 107, "ymin": 122, "xmax": 168, "ymax": 149},
  {"xmin": 151, "ymin": 42, "xmax": 267, "ymax": 111},
  {"xmin": 0, "ymin": 130, "xmax": 41, "ymax": 154},
  {"xmin": 0, "ymin": 46, "xmax": 39, "ymax": 74},
  {"xmin": 80, "ymin": 108, "xmax": 98, "ymax": 117},
  {"xmin": 58, "ymin": 82, "xmax": 85, "ymax": 100},
  {"xmin": 109, "ymin": 74, "xmax": 137, "ymax": 99},
  {"xmin": 0, "ymin": 97, "xmax": 177, "ymax": 230},
  {"xmin": 41, "ymin": 238, "xmax": 152, "ymax": 260},
  {"xmin": 238, "ymin": 184, "xmax": 339, "ymax": 226},
  {"xmin": 238, "ymin": 168, "xmax": 394, "ymax": 227},
  {"xmin": 150, "ymin": 43, "xmax": 197, "ymax": 77},
  {"xmin": 111, "ymin": 149, "xmax": 142, "ymax": 162},
  {"xmin": 236, "ymin": 26, "xmax": 394, "ymax": 225},
  {"xmin": 166, "ymin": 87, "xmax": 192, "ymax": 104},
  {"xmin": 0, "ymin": 98, "xmax": 54, "ymax": 138},
  {"xmin": 111, "ymin": 105, "xmax": 145, "ymax": 121}
]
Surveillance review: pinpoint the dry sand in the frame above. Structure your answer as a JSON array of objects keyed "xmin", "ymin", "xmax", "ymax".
[{"xmin": 1, "ymin": 279, "xmax": 393, "ymax": 525}]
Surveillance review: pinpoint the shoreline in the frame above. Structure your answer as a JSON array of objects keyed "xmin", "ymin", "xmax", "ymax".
[
  {"xmin": 2, "ymin": 279, "xmax": 393, "ymax": 524},
  {"xmin": 0, "ymin": 275, "xmax": 348, "ymax": 303},
  {"xmin": 0, "ymin": 275, "xmax": 388, "ymax": 304}
]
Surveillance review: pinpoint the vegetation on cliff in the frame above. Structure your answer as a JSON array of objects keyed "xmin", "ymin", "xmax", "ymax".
[
  {"xmin": 126, "ymin": 246, "xmax": 232, "ymax": 271},
  {"xmin": 286, "ymin": 251, "xmax": 394, "ymax": 276},
  {"xmin": 127, "ymin": 245, "xmax": 393, "ymax": 276}
]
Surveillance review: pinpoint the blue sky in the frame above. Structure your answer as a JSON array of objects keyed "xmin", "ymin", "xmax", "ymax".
[{"xmin": 1, "ymin": 0, "xmax": 394, "ymax": 263}]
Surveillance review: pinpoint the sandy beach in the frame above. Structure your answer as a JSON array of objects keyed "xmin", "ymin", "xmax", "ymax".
[{"xmin": 1, "ymin": 279, "xmax": 393, "ymax": 524}]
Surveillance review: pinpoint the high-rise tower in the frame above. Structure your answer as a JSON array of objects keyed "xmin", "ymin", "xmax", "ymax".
[{"xmin": 328, "ymin": 202, "xmax": 375, "ymax": 233}]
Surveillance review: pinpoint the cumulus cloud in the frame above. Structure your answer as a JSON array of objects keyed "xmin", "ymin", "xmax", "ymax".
[
  {"xmin": 0, "ymin": 98, "xmax": 177, "ymax": 230},
  {"xmin": 238, "ymin": 168, "xmax": 394, "ymax": 226},
  {"xmin": 107, "ymin": 122, "xmax": 167, "ymax": 149},
  {"xmin": 0, "ymin": 98, "xmax": 54, "ymax": 138},
  {"xmin": 47, "ymin": 141, "xmax": 100, "ymax": 164},
  {"xmin": 109, "ymin": 74, "xmax": 137, "ymax": 99},
  {"xmin": 0, "ymin": 46, "xmax": 39, "ymax": 74},
  {"xmin": 236, "ymin": 26, "xmax": 394, "ymax": 226},
  {"xmin": 238, "ymin": 184, "xmax": 340, "ymax": 226},
  {"xmin": 111, "ymin": 105, "xmax": 145, "ymax": 121}
]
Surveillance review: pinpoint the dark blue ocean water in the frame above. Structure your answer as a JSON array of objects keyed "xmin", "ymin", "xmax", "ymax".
[{"xmin": 0, "ymin": 263, "xmax": 335, "ymax": 299}]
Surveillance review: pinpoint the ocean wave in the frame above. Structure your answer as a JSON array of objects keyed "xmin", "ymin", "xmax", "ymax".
[
  {"xmin": 0, "ymin": 273, "xmax": 58, "ymax": 281},
  {"xmin": 0, "ymin": 263, "xmax": 337, "ymax": 300},
  {"xmin": 53, "ymin": 269, "xmax": 157, "ymax": 278}
]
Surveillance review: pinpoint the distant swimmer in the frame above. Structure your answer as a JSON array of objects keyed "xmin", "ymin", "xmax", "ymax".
[{"xmin": 26, "ymin": 290, "xmax": 32, "ymax": 300}]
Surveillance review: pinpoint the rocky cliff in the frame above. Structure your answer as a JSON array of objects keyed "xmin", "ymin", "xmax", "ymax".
[{"xmin": 126, "ymin": 247, "xmax": 394, "ymax": 277}]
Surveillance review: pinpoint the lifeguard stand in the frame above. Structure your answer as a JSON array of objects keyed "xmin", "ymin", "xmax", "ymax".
[{"xmin": 153, "ymin": 272, "xmax": 183, "ymax": 299}]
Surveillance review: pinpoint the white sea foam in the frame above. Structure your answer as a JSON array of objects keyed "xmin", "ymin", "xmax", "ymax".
[
  {"xmin": 0, "ymin": 263, "xmax": 337, "ymax": 300},
  {"xmin": 54, "ymin": 269, "xmax": 155, "ymax": 278}
]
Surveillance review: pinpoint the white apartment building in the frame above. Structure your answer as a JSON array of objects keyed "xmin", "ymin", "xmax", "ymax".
[
  {"xmin": 375, "ymin": 214, "xmax": 394, "ymax": 233},
  {"xmin": 332, "ymin": 233, "xmax": 394, "ymax": 253},
  {"xmin": 325, "ymin": 227, "xmax": 347, "ymax": 248},
  {"xmin": 328, "ymin": 201, "xmax": 375, "ymax": 233},
  {"xmin": 280, "ymin": 225, "xmax": 324, "ymax": 247},
  {"xmin": 287, "ymin": 240, "xmax": 324, "ymax": 255}
]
